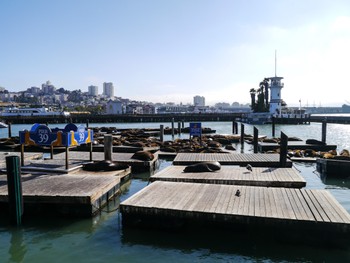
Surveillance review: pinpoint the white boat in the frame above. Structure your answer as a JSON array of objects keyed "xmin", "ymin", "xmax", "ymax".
[{"xmin": 0, "ymin": 107, "xmax": 70, "ymax": 117}]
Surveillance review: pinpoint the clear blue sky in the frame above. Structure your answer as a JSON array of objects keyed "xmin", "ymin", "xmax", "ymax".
[{"xmin": 1, "ymin": 0, "xmax": 350, "ymax": 106}]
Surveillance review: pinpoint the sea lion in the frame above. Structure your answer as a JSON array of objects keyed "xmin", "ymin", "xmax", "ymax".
[
  {"xmin": 340, "ymin": 149, "xmax": 350, "ymax": 157},
  {"xmin": 83, "ymin": 160, "xmax": 129, "ymax": 171},
  {"xmin": 183, "ymin": 161, "xmax": 221, "ymax": 173},
  {"xmin": 225, "ymin": 145, "xmax": 236, "ymax": 151},
  {"xmin": 131, "ymin": 151, "xmax": 154, "ymax": 161}
]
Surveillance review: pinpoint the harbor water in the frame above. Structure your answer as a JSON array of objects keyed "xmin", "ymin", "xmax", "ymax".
[{"xmin": 1, "ymin": 121, "xmax": 350, "ymax": 262}]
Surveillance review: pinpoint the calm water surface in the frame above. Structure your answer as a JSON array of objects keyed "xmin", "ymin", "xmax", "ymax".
[{"xmin": 1, "ymin": 122, "xmax": 350, "ymax": 262}]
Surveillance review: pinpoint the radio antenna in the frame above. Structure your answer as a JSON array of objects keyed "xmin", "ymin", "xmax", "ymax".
[{"xmin": 275, "ymin": 50, "xmax": 277, "ymax": 77}]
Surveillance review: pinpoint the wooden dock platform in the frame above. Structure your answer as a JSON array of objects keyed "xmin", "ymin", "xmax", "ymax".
[
  {"xmin": 0, "ymin": 169, "xmax": 129, "ymax": 217},
  {"xmin": 258, "ymin": 141, "xmax": 337, "ymax": 152},
  {"xmin": 72, "ymin": 144, "xmax": 160, "ymax": 153},
  {"xmin": 54, "ymin": 151, "xmax": 158, "ymax": 172},
  {"xmin": 150, "ymin": 166, "xmax": 306, "ymax": 188},
  {"xmin": 120, "ymin": 181, "xmax": 350, "ymax": 244},
  {"xmin": 316, "ymin": 158, "xmax": 350, "ymax": 178},
  {"xmin": 0, "ymin": 152, "xmax": 43, "ymax": 169},
  {"xmin": 172, "ymin": 153, "xmax": 292, "ymax": 167}
]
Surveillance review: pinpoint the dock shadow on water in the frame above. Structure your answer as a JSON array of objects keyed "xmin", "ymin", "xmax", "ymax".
[{"xmin": 121, "ymin": 224, "xmax": 350, "ymax": 262}]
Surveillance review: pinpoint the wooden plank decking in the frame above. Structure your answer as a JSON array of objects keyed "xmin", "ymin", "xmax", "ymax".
[
  {"xmin": 150, "ymin": 166, "xmax": 306, "ymax": 188},
  {"xmin": 0, "ymin": 152, "xmax": 43, "ymax": 169},
  {"xmin": 120, "ymin": 181, "xmax": 350, "ymax": 241},
  {"xmin": 173, "ymin": 153, "xmax": 292, "ymax": 167},
  {"xmin": 0, "ymin": 169, "xmax": 127, "ymax": 217}
]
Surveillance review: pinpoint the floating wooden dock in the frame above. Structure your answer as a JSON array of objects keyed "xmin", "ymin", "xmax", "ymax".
[
  {"xmin": 173, "ymin": 153, "xmax": 292, "ymax": 167},
  {"xmin": 258, "ymin": 141, "xmax": 337, "ymax": 152},
  {"xmin": 0, "ymin": 152, "xmax": 43, "ymax": 169},
  {"xmin": 0, "ymin": 168, "xmax": 129, "ymax": 217},
  {"xmin": 316, "ymin": 158, "xmax": 350, "ymax": 178},
  {"xmin": 120, "ymin": 181, "xmax": 350, "ymax": 243},
  {"xmin": 72, "ymin": 144, "xmax": 160, "ymax": 153},
  {"xmin": 53, "ymin": 151, "xmax": 158, "ymax": 172},
  {"xmin": 150, "ymin": 166, "xmax": 306, "ymax": 188}
]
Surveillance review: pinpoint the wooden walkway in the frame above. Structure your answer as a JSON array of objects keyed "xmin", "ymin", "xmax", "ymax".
[
  {"xmin": 0, "ymin": 169, "xmax": 128, "ymax": 217},
  {"xmin": 120, "ymin": 181, "xmax": 350, "ymax": 239},
  {"xmin": 173, "ymin": 153, "xmax": 292, "ymax": 167},
  {"xmin": 150, "ymin": 166, "xmax": 306, "ymax": 188}
]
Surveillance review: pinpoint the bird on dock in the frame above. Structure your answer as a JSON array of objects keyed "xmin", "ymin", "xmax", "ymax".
[
  {"xmin": 235, "ymin": 189, "xmax": 241, "ymax": 197},
  {"xmin": 246, "ymin": 164, "xmax": 253, "ymax": 172}
]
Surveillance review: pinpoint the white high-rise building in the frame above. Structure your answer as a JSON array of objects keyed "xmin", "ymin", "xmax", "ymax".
[
  {"xmin": 193, "ymin": 95, "xmax": 205, "ymax": 107},
  {"xmin": 103, "ymin": 82, "xmax": 114, "ymax": 98},
  {"xmin": 88, "ymin": 85, "xmax": 99, "ymax": 96}
]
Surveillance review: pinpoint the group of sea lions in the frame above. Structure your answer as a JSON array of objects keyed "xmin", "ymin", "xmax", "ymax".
[
  {"xmin": 90, "ymin": 127, "xmax": 239, "ymax": 154},
  {"xmin": 287, "ymin": 148, "xmax": 350, "ymax": 160}
]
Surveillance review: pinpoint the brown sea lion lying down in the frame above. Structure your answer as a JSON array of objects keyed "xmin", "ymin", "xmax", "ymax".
[
  {"xmin": 83, "ymin": 160, "xmax": 129, "ymax": 171},
  {"xmin": 183, "ymin": 161, "xmax": 221, "ymax": 173}
]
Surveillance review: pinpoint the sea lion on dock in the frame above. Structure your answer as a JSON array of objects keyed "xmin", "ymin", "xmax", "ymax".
[
  {"xmin": 83, "ymin": 160, "xmax": 129, "ymax": 171},
  {"xmin": 183, "ymin": 161, "xmax": 221, "ymax": 173},
  {"xmin": 131, "ymin": 151, "xmax": 155, "ymax": 161}
]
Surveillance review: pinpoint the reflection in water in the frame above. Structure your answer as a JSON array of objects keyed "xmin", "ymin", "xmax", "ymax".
[
  {"xmin": 320, "ymin": 173, "xmax": 350, "ymax": 189},
  {"xmin": 9, "ymin": 229, "xmax": 27, "ymax": 263},
  {"xmin": 121, "ymin": 224, "xmax": 350, "ymax": 262}
]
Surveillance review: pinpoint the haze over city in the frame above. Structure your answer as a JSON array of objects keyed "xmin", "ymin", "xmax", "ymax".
[{"xmin": 1, "ymin": 0, "xmax": 350, "ymax": 107}]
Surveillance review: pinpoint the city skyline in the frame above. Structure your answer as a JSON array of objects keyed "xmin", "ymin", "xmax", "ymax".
[{"xmin": 1, "ymin": 1, "xmax": 350, "ymax": 107}]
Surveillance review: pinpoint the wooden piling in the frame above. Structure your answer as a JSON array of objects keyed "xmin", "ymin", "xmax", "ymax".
[
  {"xmin": 89, "ymin": 142, "xmax": 93, "ymax": 161},
  {"xmin": 65, "ymin": 146, "xmax": 69, "ymax": 170},
  {"xmin": 279, "ymin": 132, "xmax": 288, "ymax": 167},
  {"xmin": 50, "ymin": 145, "xmax": 54, "ymax": 159},
  {"xmin": 240, "ymin": 123, "xmax": 245, "ymax": 145},
  {"xmin": 232, "ymin": 121, "xmax": 235, "ymax": 134},
  {"xmin": 322, "ymin": 119, "xmax": 327, "ymax": 143},
  {"xmin": 20, "ymin": 144, "xmax": 24, "ymax": 167},
  {"xmin": 178, "ymin": 122, "xmax": 181, "ymax": 135},
  {"xmin": 8, "ymin": 122, "xmax": 12, "ymax": 138},
  {"xmin": 272, "ymin": 116, "xmax": 276, "ymax": 137},
  {"xmin": 171, "ymin": 118, "xmax": 175, "ymax": 137},
  {"xmin": 253, "ymin": 126, "xmax": 258, "ymax": 153},
  {"xmin": 6, "ymin": 156, "xmax": 23, "ymax": 225},
  {"xmin": 104, "ymin": 134, "xmax": 113, "ymax": 161},
  {"xmin": 160, "ymin": 125, "xmax": 164, "ymax": 142},
  {"xmin": 86, "ymin": 119, "xmax": 89, "ymax": 128}
]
